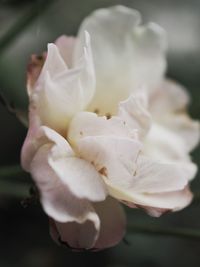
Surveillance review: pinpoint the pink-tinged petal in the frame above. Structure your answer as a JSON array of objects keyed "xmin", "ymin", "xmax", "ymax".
[
  {"xmin": 77, "ymin": 136, "xmax": 142, "ymax": 186},
  {"xmin": 49, "ymin": 197, "xmax": 126, "ymax": 250},
  {"xmin": 149, "ymin": 79, "xmax": 200, "ymax": 152},
  {"xmin": 21, "ymin": 104, "xmax": 71, "ymax": 171},
  {"xmin": 93, "ymin": 197, "xmax": 126, "ymax": 249},
  {"xmin": 77, "ymin": 134, "xmax": 194, "ymax": 214},
  {"xmin": 55, "ymin": 35, "xmax": 76, "ymax": 68},
  {"xmin": 21, "ymin": 103, "xmax": 42, "ymax": 171},
  {"xmin": 30, "ymin": 143, "xmax": 102, "ymax": 224},
  {"xmin": 68, "ymin": 111, "xmax": 134, "ymax": 147},
  {"xmin": 27, "ymin": 53, "xmax": 46, "ymax": 95},
  {"xmin": 162, "ymin": 113, "xmax": 200, "ymax": 153},
  {"xmin": 118, "ymin": 93, "xmax": 152, "ymax": 139},
  {"xmin": 150, "ymin": 79, "xmax": 190, "ymax": 115},
  {"xmin": 78, "ymin": 135, "xmax": 192, "ymax": 193},
  {"xmin": 23, "ymin": 121, "xmax": 107, "ymax": 202},
  {"xmin": 76, "ymin": 5, "xmax": 166, "ymax": 115},
  {"xmin": 49, "ymin": 157, "xmax": 107, "ymax": 201},
  {"xmin": 129, "ymin": 155, "xmax": 196, "ymax": 193},
  {"xmin": 105, "ymin": 180, "xmax": 193, "ymax": 217},
  {"xmin": 49, "ymin": 218, "xmax": 99, "ymax": 250},
  {"xmin": 131, "ymin": 187, "xmax": 193, "ymax": 216},
  {"xmin": 144, "ymin": 123, "xmax": 189, "ymax": 161}
]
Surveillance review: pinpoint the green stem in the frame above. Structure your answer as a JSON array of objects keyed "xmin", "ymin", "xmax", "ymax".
[
  {"xmin": 128, "ymin": 224, "xmax": 200, "ymax": 241},
  {"xmin": 0, "ymin": 180, "xmax": 29, "ymax": 198},
  {"xmin": 0, "ymin": 0, "xmax": 54, "ymax": 54},
  {"xmin": 0, "ymin": 164, "xmax": 23, "ymax": 177}
]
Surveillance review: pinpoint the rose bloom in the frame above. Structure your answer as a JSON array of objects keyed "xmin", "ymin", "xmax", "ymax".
[{"xmin": 21, "ymin": 6, "xmax": 199, "ymax": 250}]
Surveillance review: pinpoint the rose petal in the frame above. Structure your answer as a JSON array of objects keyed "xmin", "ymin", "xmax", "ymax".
[
  {"xmin": 77, "ymin": 135, "xmax": 194, "ymax": 215},
  {"xmin": 118, "ymin": 92, "xmax": 152, "ymax": 139},
  {"xmin": 144, "ymin": 123, "xmax": 189, "ymax": 161},
  {"xmin": 93, "ymin": 197, "xmax": 126, "ymax": 249},
  {"xmin": 50, "ymin": 217, "xmax": 99, "ymax": 250},
  {"xmin": 76, "ymin": 5, "xmax": 166, "ymax": 114},
  {"xmin": 105, "ymin": 180, "xmax": 193, "ymax": 216},
  {"xmin": 149, "ymin": 80, "xmax": 200, "ymax": 152},
  {"xmin": 77, "ymin": 136, "xmax": 142, "ymax": 186},
  {"xmin": 30, "ymin": 142, "xmax": 102, "ymax": 223},
  {"xmin": 68, "ymin": 111, "xmax": 134, "ymax": 147},
  {"xmin": 55, "ymin": 35, "xmax": 76, "ymax": 68},
  {"xmin": 162, "ymin": 113, "xmax": 200, "ymax": 153},
  {"xmin": 49, "ymin": 196, "xmax": 126, "ymax": 250},
  {"xmin": 49, "ymin": 157, "xmax": 107, "ymax": 201},
  {"xmin": 150, "ymin": 79, "xmax": 190, "ymax": 115},
  {"xmin": 29, "ymin": 32, "xmax": 95, "ymax": 134}
]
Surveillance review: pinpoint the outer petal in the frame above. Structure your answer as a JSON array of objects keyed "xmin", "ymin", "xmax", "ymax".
[
  {"xmin": 93, "ymin": 197, "xmax": 126, "ymax": 249},
  {"xmin": 21, "ymin": 105, "xmax": 70, "ymax": 171},
  {"xmin": 49, "ymin": 157, "xmax": 107, "ymax": 201},
  {"xmin": 76, "ymin": 5, "xmax": 166, "ymax": 115},
  {"xmin": 27, "ymin": 53, "xmax": 46, "ymax": 94},
  {"xmin": 104, "ymin": 179, "xmax": 193, "ymax": 216},
  {"xmin": 28, "ymin": 127, "xmax": 106, "ymax": 205},
  {"xmin": 30, "ymin": 143, "xmax": 99, "ymax": 223},
  {"xmin": 144, "ymin": 123, "xmax": 189, "ymax": 161},
  {"xmin": 149, "ymin": 80, "xmax": 190, "ymax": 115},
  {"xmin": 50, "ymin": 218, "xmax": 99, "ymax": 250},
  {"xmin": 149, "ymin": 80, "xmax": 200, "ymax": 152},
  {"xmin": 162, "ymin": 113, "xmax": 200, "ymax": 153},
  {"xmin": 77, "ymin": 135, "xmax": 194, "ymax": 215},
  {"xmin": 49, "ymin": 197, "xmax": 126, "ymax": 250}
]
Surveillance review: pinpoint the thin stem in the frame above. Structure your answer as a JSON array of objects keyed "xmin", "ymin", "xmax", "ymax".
[
  {"xmin": 0, "ymin": 0, "xmax": 54, "ymax": 54},
  {"xmin": 0, "ymin": 180, "xmax": 29, "ymax": 198},
  {"xmin": 0, "ymin": 164, "xmax": 23, "ymax": 177},
  {"xmin": 128, "ymin": 224, "xmax": 200, "ymax": 241}
]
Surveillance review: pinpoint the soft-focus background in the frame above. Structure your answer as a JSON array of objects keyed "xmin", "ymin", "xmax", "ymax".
[{"xmin": 0, "ymin": 0, "xmax": 200, "ymax": 266}]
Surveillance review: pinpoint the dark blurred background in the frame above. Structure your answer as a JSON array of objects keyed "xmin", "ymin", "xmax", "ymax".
[{"xmin": 0, "ymin": 0, "xmax": 200, "ymax": 266}]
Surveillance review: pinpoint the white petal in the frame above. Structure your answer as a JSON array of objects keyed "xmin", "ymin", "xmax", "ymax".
[
  {"xmin": 104, "ymin": 180, "xmax": 193, "ymax": 215},
  {"xmin": 68, "ymin": 111, "xmax": 133, "ymax": 147},
  {"xmin": 149, "ymin": 80, "xmax": 200, "ymax": 152},
  {"xmin": 31, "ymin": 32, "xmax": 95, "ymax": 134},
  {"xmin": 144, "ymin": 123, "xmax": 189, "ymax": 161},
  {"xmin": 76, "ymin": 134, "xmax": 194, "ymax": 214},
  {"xmin": 38, "ymin": 43, "xmax": 67, "ymax": 83},
  {"xmin": 49, "ymin": 157, "xmax": 107, "ymax": 202},
  {"xmin": 162, "ymin": 113, "xmax": 200, "ymax": 153},
  {"xmin": 76, "ymin": 5, "xmax": 166, "ymax": 115},
  {"xmin": 30, "ymin": 142, "xmax": 104, "ymax": 224},
  {"xmin": 118, "ymin": 92, "xmax": 152, "ymax": 139},
  {"xmin": 55, "ymin": 35, "xmax": 76, "ymax": 68},
  {"xmin": 150, "ymin": 79, "xmax": 190, "ymax": 116},
  {"xmin": 77, "ymin": 136, "xmax": 142, "ymax": 186}
]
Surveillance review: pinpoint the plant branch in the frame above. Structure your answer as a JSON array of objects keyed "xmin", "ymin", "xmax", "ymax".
[
  {"xmin": 128, "ymin": 223, "xmax": 200, "ymax": 241},
  {"xmin": 0, "ymin": 0, "xmax": 54, "ymax": 54},
  {"xmin": 0, "ymin": 164, "xmax": 23, "ymax": 177},
  {"xmin": 0, "ymin": 180, "xmax": 30, "ymax": 198}
]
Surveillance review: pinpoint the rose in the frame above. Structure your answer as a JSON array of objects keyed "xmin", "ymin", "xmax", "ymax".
[{"xmin": 21, "ymin": 5, "xmax": 199, "ymax": 250}]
